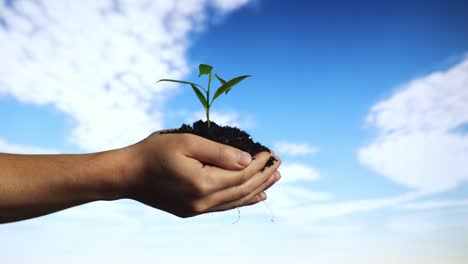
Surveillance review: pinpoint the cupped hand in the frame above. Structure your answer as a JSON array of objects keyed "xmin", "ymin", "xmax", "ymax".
[{"xmin": 121, "ymin": 132, "xmax": 281, "ymax": 218}]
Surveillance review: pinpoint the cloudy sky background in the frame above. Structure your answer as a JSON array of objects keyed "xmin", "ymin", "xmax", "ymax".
[{"xmin": 1, "ymin": 0, "xmax": 468, "ymax": 263}]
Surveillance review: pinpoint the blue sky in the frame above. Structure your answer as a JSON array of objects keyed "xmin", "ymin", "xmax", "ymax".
[{"xmin": 1, "ymin": 0, "xmax": 468, "ymax": 263}]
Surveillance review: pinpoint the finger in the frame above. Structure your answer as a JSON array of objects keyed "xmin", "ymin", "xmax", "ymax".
[
  {"xmin": 180, "ymin": 151, "xmax": 273, "ymax": 196},
  {"xmin": 264, "ymin": 170, "xmax": 281, "ymax": 191},
  {"xmin": 207, "ymin": 170, "xmax": 278, "ymax": 213},
  {"xmin": 242, "ymin": 192, "xmax": 267, "ymax": 207},
  {"xmin": 208, "ymin": 151, "xmax": 273, "ymax": 190},
  {"xmin": 184, "ymin": 134, "xmax": 252, "ymax": 170},
  {"xmin": 205, "ymin": 157, "xmax": 281, "ymax": 211}
]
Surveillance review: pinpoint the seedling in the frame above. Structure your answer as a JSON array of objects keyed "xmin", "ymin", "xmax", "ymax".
[{"xmin": 157, "ymin": 64, "xmax": 250, "ymax": 128}]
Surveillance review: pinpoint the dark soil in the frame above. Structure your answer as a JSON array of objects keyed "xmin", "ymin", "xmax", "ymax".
[{"xmin": 161, "ymin": 120, "xmax": 276, "ymax": 169}]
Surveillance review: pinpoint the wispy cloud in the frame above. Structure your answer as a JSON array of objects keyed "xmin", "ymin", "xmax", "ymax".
[
  {"xmin": 211, "ymin": 0, "xmax": 251, "ymax": 12},
  {"xmin": 269, "ymin": 185, "xmax": 333, "ymax": 210},
  {"xmin": 281, "ymin": 192, "xmax": 422, "ymax": 228},
  {"xmin": 398, "ymin": 199, "xmax": 468, "ymax": 210},
  {"xmin": 273, "ymin": 141, "xmax": 317, "ymax": 156},
  {"xmin": 358, "ymin": 58, "xmax": 468, "ymax": 193},
  {"xmin": 263, "ymin": 161, "xmax": 336, "ymax": 221},
  {"xmin": 0, "ymin": 0, "xmax": 251, "ymax": 152},
  {"xmin": 0, "ymin": 137, "xmax": 57, "ymax": 154},
  {"xmin": 187, "ymin": 110, "xmax": 254, "ymax": 128},
  {"xmin": 386, "ymin": 208, "xmax": 468, "ymax": 235},
  {"xmin": 278, "ymin": 162, "xmax": 320, "ymax": 183},
  {"xmin": 386, "ymin": 213, "xmax": 440, "ymax": 234}
]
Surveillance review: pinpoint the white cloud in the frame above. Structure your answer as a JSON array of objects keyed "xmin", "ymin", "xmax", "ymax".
[
  {"xmin": 264, "ymin": 162, "xmax": 332, "ymax": 214},
  {"xmin": 0, "ymin": 137, "xmax": 57, "ymax": 154},
  {"xmin": 279, "ymin": 162, "xmax": 320, "ymax": 183},
  {"xmin": 187, "ymin": 110, "xmax": 253, "ymax": 128},
  {"xmin": 364, "ymin": 58, "xmax": 468, "ymax": 134},
  {"xmin": 211, "ymin": 0, "xmax": 251, "ymax": 12},
  {"xmin": 398, "ymin": 199, "xmax": 468, "ymax": 210},
  {"xmin": 359, "ymin": 131, "xmax": 468, "ymax": 193},
  {"xmin": 273, "ymin": 141, "xmax": 317, "ymax": 156},
  {"xmin": 0, "ymin": 0, "xmax": 251, "ymax": 152},
  {"xmin": 281, "ymin": 192, "xmax": 421, "ymax": 227},
  {"xmin": 386, "ymin": 209, "xmax": 468, "ymax": 235},
  {"xmin": 386, "ymin": 214, "xmax": 439, "ymax": 234},
  {"xmin": 235, "ymin": 161, "xmax": 332, "ymax": 220},
  {"xmin": 268, "ymin": 186, "xmax": 333, "ymax": 210},
  {"xmin": 358, "ymin": 58, "xmax": 468, "ymax": 193}
]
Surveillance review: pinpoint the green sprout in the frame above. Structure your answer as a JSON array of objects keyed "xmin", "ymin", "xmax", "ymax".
[{"xmin": 157, "ymin": 64, "xmax": 250, "ymax": 128}]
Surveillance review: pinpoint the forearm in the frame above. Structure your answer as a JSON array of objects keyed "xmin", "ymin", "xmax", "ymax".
[
  {"xmin": 0, "ymin": 132, "xmax": 281, "ymax": 223},
  {"xmin": 0, "ymin": 150, "xmax": 127, "ymax": 223}
]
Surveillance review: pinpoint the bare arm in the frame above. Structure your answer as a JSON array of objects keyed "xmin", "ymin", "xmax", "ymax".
[
  {"xmin": 0, "ymin": 132, "xmax": 281, "ymax": 223},
  {"xmin": 0, "ymin": 150, "xmax": 128, "ymax": 223}
]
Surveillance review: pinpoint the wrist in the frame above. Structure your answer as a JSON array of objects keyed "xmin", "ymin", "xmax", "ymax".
[
  {"xmin": 84, "ymin": 149, "xmax": 130, "ymax": 202},
  {"xmin": 100, "ymin": 145, "xmax": 144, "ymax": 201}
]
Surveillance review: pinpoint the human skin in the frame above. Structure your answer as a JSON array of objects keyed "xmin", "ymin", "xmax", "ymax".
[{"xmin": 0, "ymin": 132, "xmax": 281, "ymax": 223}]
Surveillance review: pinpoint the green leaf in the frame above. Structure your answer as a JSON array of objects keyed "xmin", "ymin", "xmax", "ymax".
[
  {"xmin": 211, "ymin": 75, "xmax": 250, "ymax": 106},
  {"xmin": 190, "ymin": 84, "xmax": 208, "ymax": 110},
  {"xmin": 214, "ymin": 73, "xmax": 226, "ymax": 85},
  {"xmin": 198, "ymin": 64, "xmax": 213, "ymax": 77},
  {"xmin": 156, "ymin": 79, "xmax": 206, "ymax": 92}
]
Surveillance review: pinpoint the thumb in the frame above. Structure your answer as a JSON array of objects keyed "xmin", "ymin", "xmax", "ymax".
[{"xmin": 186, "ymin": 136, "xmax": 252, "ymax": 170}]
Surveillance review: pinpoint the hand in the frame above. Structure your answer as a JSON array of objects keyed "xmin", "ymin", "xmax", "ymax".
[{"xmin": 121, "ymin": 132, "xmax": 281, "ymax": 218}]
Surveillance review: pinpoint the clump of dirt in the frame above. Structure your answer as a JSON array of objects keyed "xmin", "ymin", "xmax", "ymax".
[{"xmin": 162, "ymin": 120, "xmax": 276, "ymax": 168}]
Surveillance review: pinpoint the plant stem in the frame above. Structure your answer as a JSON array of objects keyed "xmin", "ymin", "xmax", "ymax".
[{"xmin": 206, "ymin": 72, "xmax": 212, "ymax": 128}]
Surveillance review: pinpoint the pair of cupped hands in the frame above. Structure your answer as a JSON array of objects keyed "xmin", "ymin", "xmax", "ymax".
[{"xmin": 123, "ymin": 132, "xmax": 282, "ymax": 218}]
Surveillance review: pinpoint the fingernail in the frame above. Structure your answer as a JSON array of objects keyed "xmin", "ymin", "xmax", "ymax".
[
  {"xmin": 275, "ymin": 173, "xmax": 281, "ymax": 182},
  {"xmin": 255, "ymin": 194, "xmax": 262, "ymax": 202},
  {"xmin": 238, "ymin": 151, "xmax": 252, "ymax": 167},
  {"xmin": 267, "ymin": 174, "xmax": 276, "ymax": 184}
]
